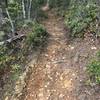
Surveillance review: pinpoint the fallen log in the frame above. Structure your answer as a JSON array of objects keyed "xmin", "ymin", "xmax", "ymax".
[{"xmin": 0, "ymin": 34, "xmax": 26, "ymax": 46}]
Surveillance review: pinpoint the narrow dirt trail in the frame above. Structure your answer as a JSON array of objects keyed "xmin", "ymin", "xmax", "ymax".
[{"xmin": 23, "ymin": 11, "xmax": 100, "ymax": 100}]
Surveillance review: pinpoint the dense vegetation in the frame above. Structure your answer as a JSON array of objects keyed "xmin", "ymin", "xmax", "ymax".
[
  {"xmin": 87, "ymin": 51, "xmax": 100, "ymax": 84},
  {"xmin": 0, "ymin": 0, "xmax": 100, "ymax": 93},
  {"xmin": 65, "ymin": 0, "xmax": 100, "ymax": 37},
  {"xmin": 0, "ymin": 0, "xmax": 49, "ymax": 82}
]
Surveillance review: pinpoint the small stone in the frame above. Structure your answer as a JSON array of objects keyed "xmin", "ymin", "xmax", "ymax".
[
  {"xmin": 70, "ymin": 79, "xmax": 73, "ymax": 81},
  {"xmin": 47, "ymin": 82, "xmax": 50, "ymax": 85},
  {"xmin": 46, "ymin": 65, "xmax": 50, "ymax": 68},
  {"xmin": 52, "ymin": 51, "xmax": 55, "ymax": 54},
  {"xmin": 67, "ymin": 96, "xmax": 70, "ymax": 98},
  {"xmin": 69, "ymin": 45, "xmax": 74, "ymax": 50},
  {"xmin": 45, "ymin": 54, "xmax": 48, "ymax": 57},
  {"xmin": 80, "ymin": 80, "xmax": 82, "ymax": 82},
  {"xmin": 48, "ymin": 76, "xmax": 53, "ymax": 80},
  {"xmin": 52, "ymin": 89, "xmax": 56, "ymax": 92},
  {"xmin": 91, "ymin": 46, "xmax": 97, "ymax": 50},
  {"xmin": 56, "ymin": 72, "xmax": 59, "ymax": 75},
  {"xmin": 60, "ymin": 76, "xmax": 63, "ymax": 80},
  {"xmin": 45, "ymin": 85, "xmax": 47, "ymax": 87},
  {"xmin": 46, "ymin": 97, "xmax": 49, "ymax": 99},
  {"xmin": 70, "ymin": 46, "xmax": 74, "ymax": 50},
  {"xmin": 31, "ymin": 94, "xmax": 34, "ymax": 97},
  {"xmin": 59, "ymin": 94, "xmax": 64, "ymax": 98},
  {"xmin": 72, "ymin": 73, "xmax": 76, "ymax": 76}
]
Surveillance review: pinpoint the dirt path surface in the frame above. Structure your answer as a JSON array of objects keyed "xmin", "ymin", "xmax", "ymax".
[{"xmin": 22, "ymin": 11, "xmax": 100, "ymax": 100}]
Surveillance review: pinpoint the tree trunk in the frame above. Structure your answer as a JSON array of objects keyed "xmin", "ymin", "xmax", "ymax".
[
  {"xmin": 22, "ymin": 0, "xmax": 26, "ymax": 19},
  {"xmin": 47, "ymin": 0, "xmax": 49, "ymax": 7},
  {"xmin": 6, "ymin": 8, "xmax": 15, "ymax": 36},
  {"xmin": 0, "ymin": 8, "xmax": 3, "ymax": 26},
  {"xmin": 28, "ymin": 0, "xmax": 32, "ymax": 20}
]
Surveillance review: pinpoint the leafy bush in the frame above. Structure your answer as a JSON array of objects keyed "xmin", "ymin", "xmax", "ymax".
[
  {"xmin": 87, "ymin": 60, "xmax": 100, "ymax": 84},
  {"xmin": 87, "ymin": 50, "xmax": 100, "ymax": 84},
  {"xmin": 49, "ymin": 0, "xmax": 70, "ymax": 10},
  {"xmin": 8, "ymin": 1, "xmax": 22, "ymax": 20},
  {"xmin": 0, "ymin": 39, "xmax": 26, "ymax": 70},
  {"xmin": 8, "ymin": 64, "xmax": 22, "ymax": 81},
  {"xmin": 65, "ymin": 2, "xmax": 99, "ymax": 37},
  {"xmin": 0, "ymin": 22, "xmax": 48, "ymax": 71},
  {"xmin": 26, "ymin": 23, "xmax": 48, "ymax": 46},
  {"xmin": 0, "ymin": 45, "xmax": 13, "ymax": 69}
]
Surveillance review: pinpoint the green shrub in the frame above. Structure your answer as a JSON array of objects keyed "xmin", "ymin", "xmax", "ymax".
[
  {"xmin": 97, "ymin": 51, "xmax": 100, "ymax": 58},
  {"xmin": 26, "ymin": 23, "xmax": 48, "ymax": 46},
  {"xmin": 49, "ymin": 0, "xmax": 70, "ymax": 10},
  {"xmin": 10, "ymin": 64, "xmax": 22, "ymax": 81},
  {"xmin": 87, "ymin": 50, "xmax": 100, "ymax": 84},
  {"xmin": 8, "ymin": 1, "xmax": 22, "ymax": 20},
  {"xmin": 65, "ymin": 2, "xmax": 99, "ymax": 37},
  {"xmin": 0, "ymin": 22, "xmax": 48, "ymax": 70},
  {"xmin": 87, "ymin": 60, "xmax": 100, "ymax": 84},
  {"xmin": 0, "ymin": 45, "xmax": 16, "ymax": 69}
]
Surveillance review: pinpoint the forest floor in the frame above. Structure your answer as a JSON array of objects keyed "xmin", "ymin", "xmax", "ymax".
[{"xmin": 20, "ymin": 11, "xmax": 100, "ymax": 100}]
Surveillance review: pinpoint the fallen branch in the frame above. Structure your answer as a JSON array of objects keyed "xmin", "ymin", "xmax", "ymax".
[{"xmin": 0, "ymin": 34, "xmax": 26, "ymax": 46}]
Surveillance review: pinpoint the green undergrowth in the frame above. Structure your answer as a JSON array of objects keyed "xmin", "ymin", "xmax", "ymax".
[
  {"xmin": 0, "ymin": 42, "xmax": 28, "ymax": 74},
  {"xmin": 26, "ymin": 22, "xmax": 48, "ymax": 47},
  {"xmin": 0, "ymin": 22, "xmax": 48, "ymax": 80},
  {"xmin": 87, "ymin": 51, "xmax": 100, "ymax": 84},
  {"xmin": 65, "ymin": 1, "xmax": 99, "ymax": 37}
]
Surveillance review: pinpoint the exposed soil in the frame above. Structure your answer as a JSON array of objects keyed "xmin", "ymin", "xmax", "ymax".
[{"xmin": 20, "ymin": 11, "xmax": 100, "ymax": 100}]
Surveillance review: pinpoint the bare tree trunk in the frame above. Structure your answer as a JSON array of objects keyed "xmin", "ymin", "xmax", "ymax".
[
  {"xmin": 47, "ymin": 0, "xmax": 49, "ymax": 7},
  {"xmin": 28, "ymin": 0, "xmax": 32, "ymax": 20},
  {"xmin": 26, "ymin": 0, "xmax": 29, "ymax": 18},
  {"xmin": 0, "ymin": 8, "xmax": 3, "ymax": 25},
  {"xmin": 6, "ymin": 8, "xmax": 15, "ymax": 36},
  {"xmin": 22, "ymin": 0, "xmax": 26, "ymax": 19}
]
